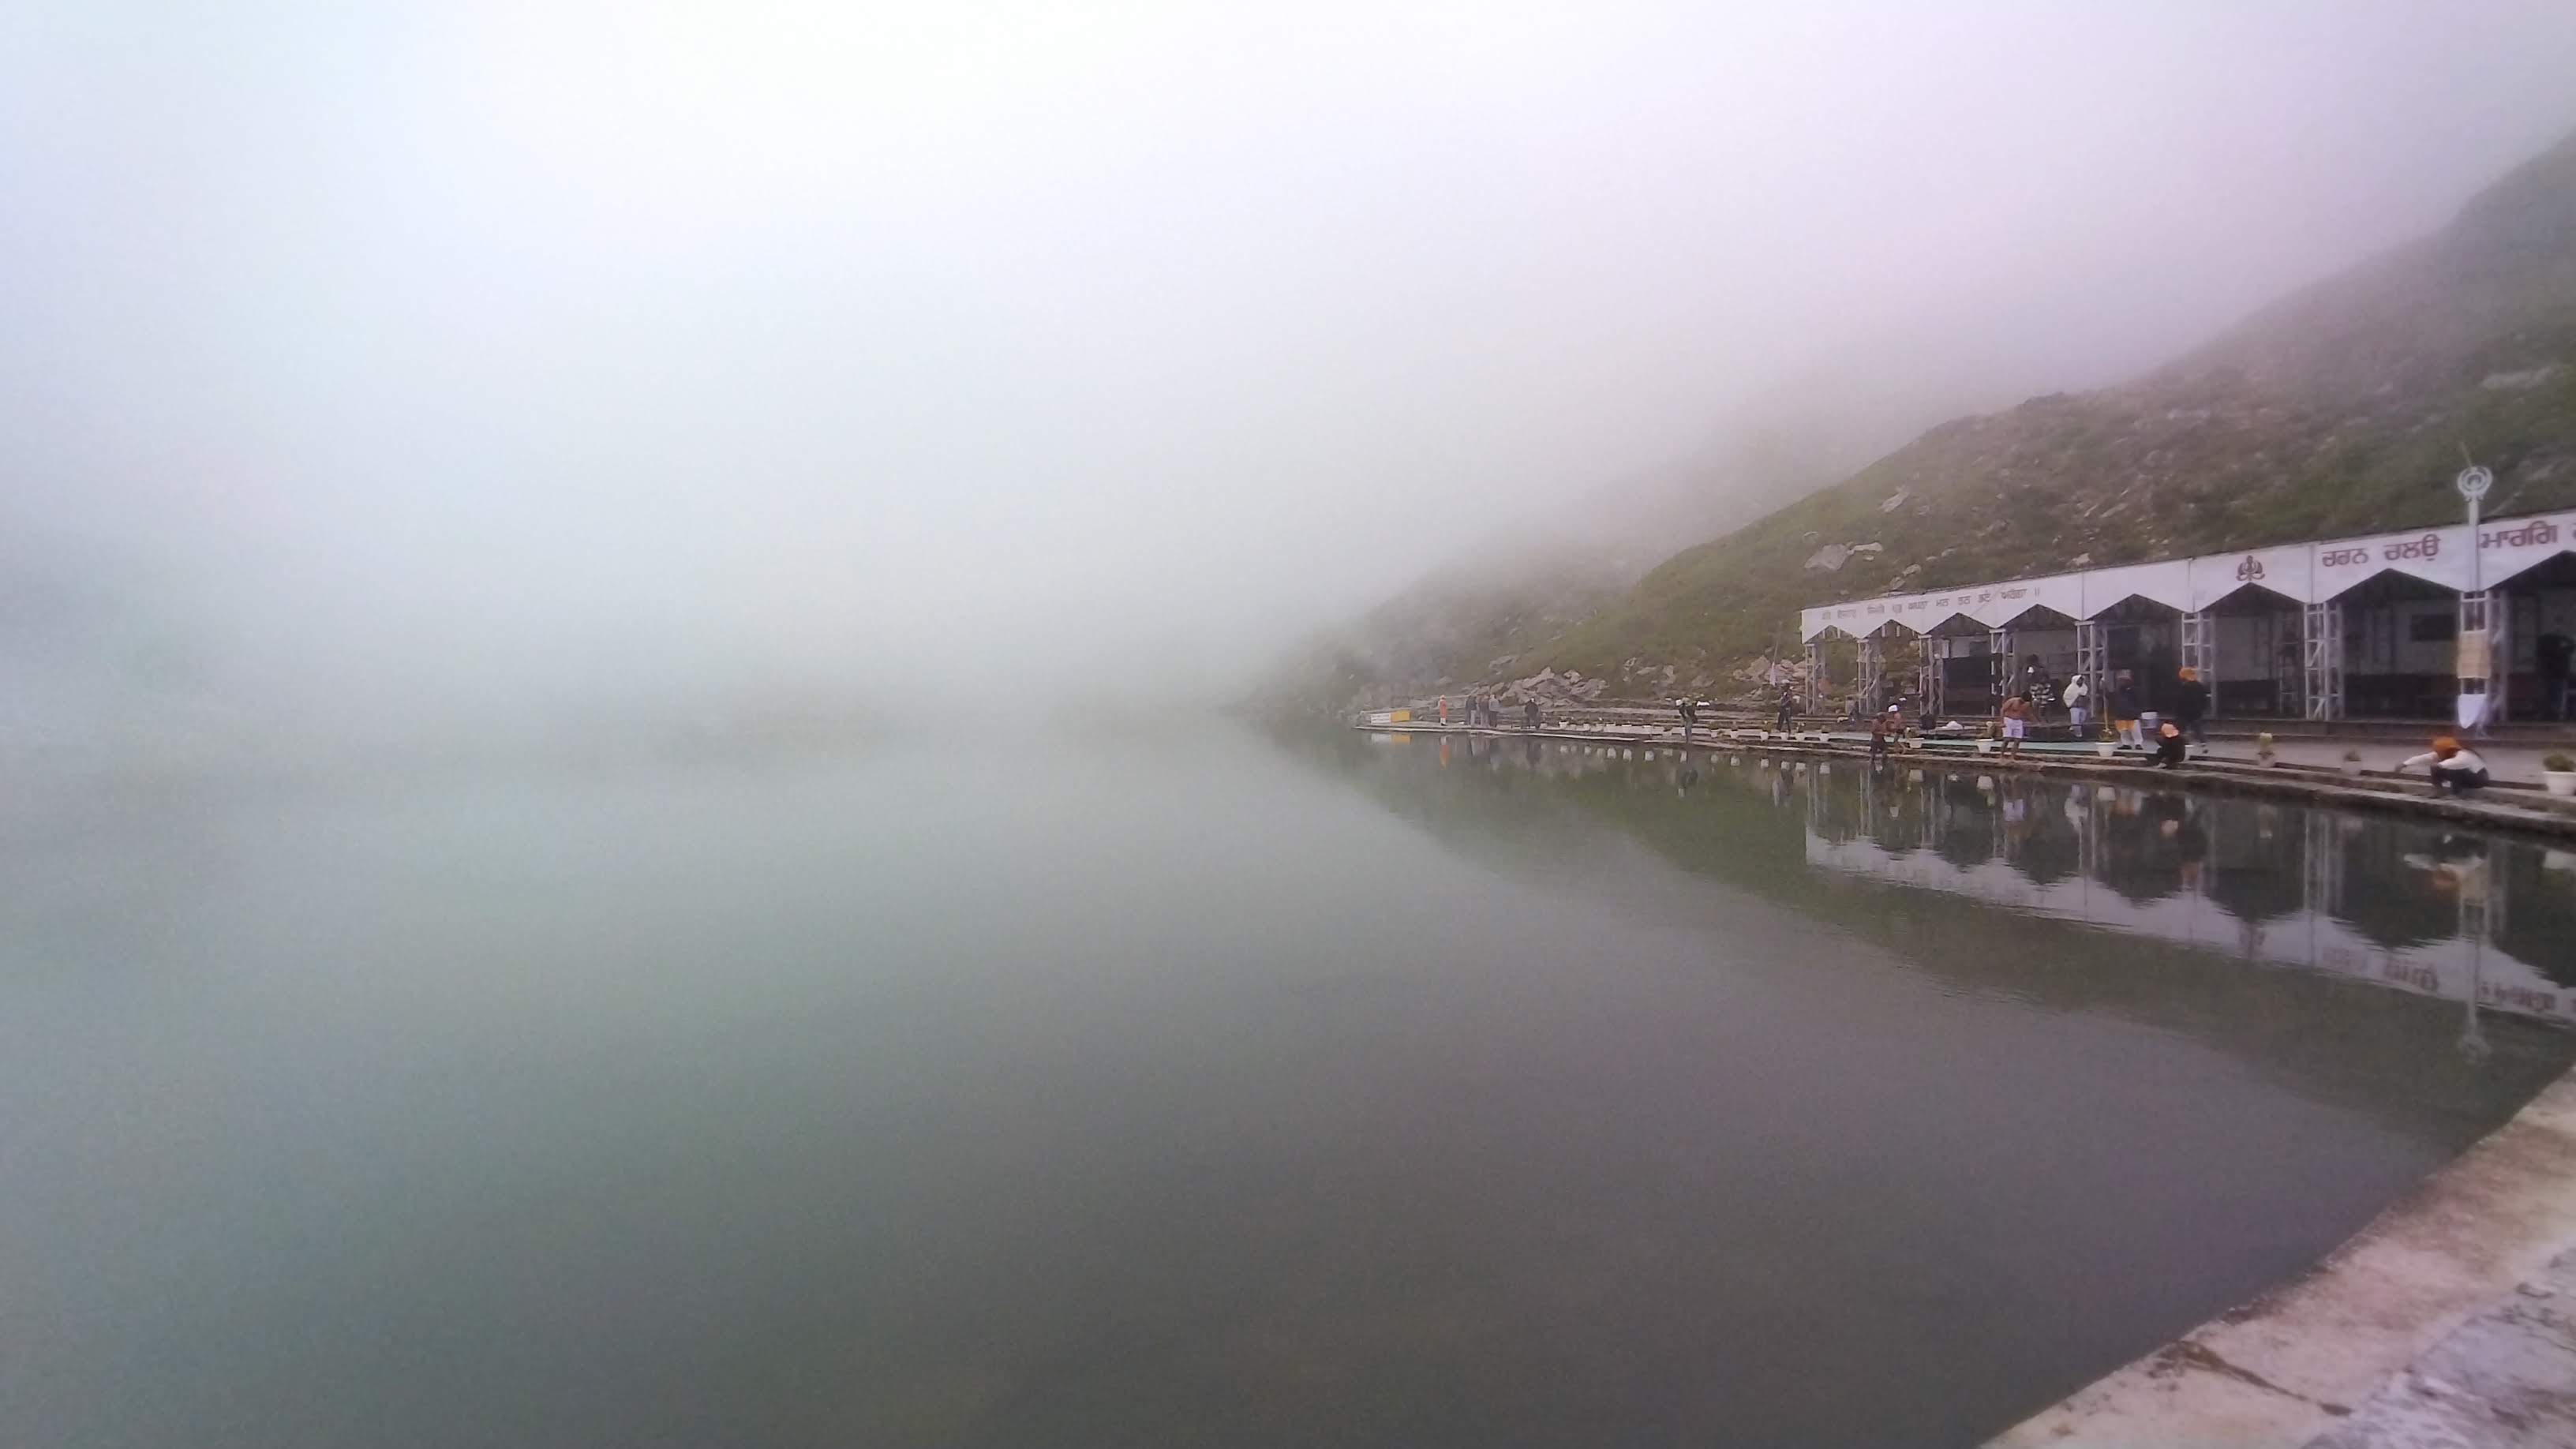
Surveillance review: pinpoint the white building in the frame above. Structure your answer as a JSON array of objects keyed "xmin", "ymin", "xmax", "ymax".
[{"xmin": 1799, "ymin": 510, "xmax": 2576, "ymax": 721}]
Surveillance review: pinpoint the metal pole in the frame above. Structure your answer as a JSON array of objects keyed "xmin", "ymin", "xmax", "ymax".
[{"xmin": 2458, "ymin": 461, "xmax": 2493, "ymax": 736}]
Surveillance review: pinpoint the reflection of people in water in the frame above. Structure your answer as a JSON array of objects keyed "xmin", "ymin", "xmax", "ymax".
[
  {"xmin": 2171, "ymin": 799, "xmax": 2207, "ymax": 889},
  {"xmin": 2093, "ymin": 792, "xmax": 2191, "ymax": 902},
  {"xmin": 2404, "ymin": 833, "xmax": 2489, "ymax": 900}
]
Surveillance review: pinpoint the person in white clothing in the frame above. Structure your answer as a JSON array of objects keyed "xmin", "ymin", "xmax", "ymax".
[
  {"xmin": 2063, "ymin": 675, "xmax": 2091, "ymax": 736},
  {"xmin": 2398, "ymin": 737, "xmax": 2491, "ymax": 794}
]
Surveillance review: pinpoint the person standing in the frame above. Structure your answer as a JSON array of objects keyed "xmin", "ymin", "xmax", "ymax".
[
  {"xmin": 1998, "ymin": 691, "xmax": 2031, "ymax": 757},
  {"xmin": 2020, "ymin": 656, "xmax": 2053, "ymax": 717},
  {"xmin": 1775, "ymin": 688, "xmax": 1796, "ymax": 733},
  {"xmin": 1522, "ymin": 698, "xmax": 1540, "ymax": 732},
  {"xmin": 1438, "ymin": 695, "xmax": 1451, "ymax": 727},
  {"xmin": 2539, "ymin": 630, "xmax": 2574, "ymax": 722},
  {"xmin": 2063, "ymin": 673, "xmax": 2091, "ymax": 738},
  {"xmin": 2110, "ymin": 671, "xmax": 2144, "ymax": 751},
  {"xmin": 2174, "ymin": 667, "xmax": 2211, "ymax": 754}
]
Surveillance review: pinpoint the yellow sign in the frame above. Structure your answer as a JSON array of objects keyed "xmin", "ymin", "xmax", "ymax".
[{"xmin": 2458, "ymin": 631, "xmax": 2492, "ymax": 679}]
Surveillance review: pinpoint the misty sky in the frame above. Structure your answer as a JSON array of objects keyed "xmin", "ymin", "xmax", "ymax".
[{"xmin": 9, "ymin": 2, "xmax": 2576, "ymax": 743}]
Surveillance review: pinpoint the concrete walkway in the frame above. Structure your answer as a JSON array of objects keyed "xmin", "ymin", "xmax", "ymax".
[
  {"xmin": 1379, "ymin": 720, "xmax": 2576, "ymax": 838},
  {"xmin": 2229, "ymin": 738, "xmax": 2573, "ymax": 787},
  {"xmin": 1989, "ymin": 1070, "xmax": 2576, "ymax": 1449},
  {"xmin": 2305, "ymin": 1249, "xmax": 2576, "ymax": 1448}
]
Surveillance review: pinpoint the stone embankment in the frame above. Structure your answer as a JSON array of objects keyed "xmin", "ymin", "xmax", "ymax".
[
  {"xmin": 1991, "ymin": 1068, "xmax": 2576, "ymax": 1448},
  {"xmin": 1355, "ymin": 718, "xmax": 2576, "ymax": 841}
]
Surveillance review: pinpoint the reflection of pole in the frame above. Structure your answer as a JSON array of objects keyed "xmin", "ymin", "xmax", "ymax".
[{"xmin": 2460, "ymin": 856, "xmax": 2490, "ymax": 1062}]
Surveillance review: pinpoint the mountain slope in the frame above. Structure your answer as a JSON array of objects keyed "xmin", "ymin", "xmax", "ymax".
[
  {"xmin": 1550, "ymin": 130, "xmax": 2576, "ymax": 684},
  {"xmin": 1283, "ymin": 127, "xmax": 2576, "ymax": 710}
]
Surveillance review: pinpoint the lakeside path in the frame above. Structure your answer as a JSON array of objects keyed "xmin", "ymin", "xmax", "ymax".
[
  {"xmin": 1354, "ymin": 721, "xmax": 2576, "ymax": 841},
  {"xmin": 1990, "ymin": 1067, "xmax": 2576, "ymax": 1449}
]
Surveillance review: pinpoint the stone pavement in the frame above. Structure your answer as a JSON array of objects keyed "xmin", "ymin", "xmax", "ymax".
[
  {"xmin": 1988, "ymin": 1072, "xmax": 2576, "ymax": 1449},
  {"xmin": 2228, "ymin": 739, "xmax": 2574, "ymax": 787},
  {"xmin": 2304, "ymin": 1248, "xmax": 2576, "ymax": 1449}
]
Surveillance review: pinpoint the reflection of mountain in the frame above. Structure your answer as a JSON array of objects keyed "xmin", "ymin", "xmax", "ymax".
[{"xmin": 1290, "ymin": 729, "xmax": 2574, "ymax": 1147}]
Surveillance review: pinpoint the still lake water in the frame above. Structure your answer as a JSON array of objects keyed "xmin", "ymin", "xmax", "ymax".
[{"xmin": 6, "ymin": 726, "xmax": 2573, "ymax": 1447}]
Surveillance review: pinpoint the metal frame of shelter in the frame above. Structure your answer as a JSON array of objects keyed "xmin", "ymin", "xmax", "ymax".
[{"xmin": 1799, "ymin": 509, "xmax": 2576, "ymax": 724}]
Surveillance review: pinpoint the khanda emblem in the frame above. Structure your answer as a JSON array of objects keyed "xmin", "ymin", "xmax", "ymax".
[{"xmin": 2235, "ymin": 555, "xmax": 2266, "ymax": 582}]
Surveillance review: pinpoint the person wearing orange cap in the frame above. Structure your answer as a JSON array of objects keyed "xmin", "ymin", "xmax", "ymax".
[
  {"xmin": 2399, "ymin": 737, "xmax": 2491, "ymax": 794},
  {"xmin": 2175, "ymin": 666, "xmax": 2211, "ymax": 754}
]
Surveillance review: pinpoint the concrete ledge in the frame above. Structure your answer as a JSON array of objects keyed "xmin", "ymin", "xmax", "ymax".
[
  {"xmin": 1986, "ymin": 1069, "xmax": 2576, "ymax": 1447},
  {"xmin": 1354, "ymin": 723, "xmax": 2576, "ymax": 841}
]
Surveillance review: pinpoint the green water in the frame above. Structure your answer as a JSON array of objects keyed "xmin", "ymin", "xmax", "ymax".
[{"xmin": 3, "ymin": 727, "xmax": 2568, "ymax": 1447}]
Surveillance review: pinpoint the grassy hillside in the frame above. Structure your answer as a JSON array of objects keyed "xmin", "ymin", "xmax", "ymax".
[{"xmin": 1284, "ymin": 127, "xmax": 2576, "ymax": 710}]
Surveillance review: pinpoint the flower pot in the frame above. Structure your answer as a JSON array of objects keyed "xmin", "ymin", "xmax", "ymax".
[
  {"xmin": 2094, "ymin": 742, "xmax": 2116, "ymax": 760},
  {"xmin": 2545, "ymin": 770, "xmax": 2576, "ymax": 799},
  {"xmin": 1975, "ymin": 739, "xmax": 1997, "ymax": 755},
  {"xmin": 2340, "ymin": 762, "xmax": 2364, "ymax": 778}
]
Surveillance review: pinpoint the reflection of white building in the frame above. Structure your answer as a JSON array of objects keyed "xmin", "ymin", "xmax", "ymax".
[{"xmin": 1801, "ymin": 790, "xmax": 2574, "ymax": 1026}]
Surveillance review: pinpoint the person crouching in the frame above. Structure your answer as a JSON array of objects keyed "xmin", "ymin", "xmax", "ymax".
[
  {"xmin": 2401, "ymin": 737, "xmax": 2491, "ymax": 794},
  {"xmin": 1870, "ymin": 705, "xmax": 1899, "ymax": 758},
  {"xmin": 2155, "ymin": 721, "xmax": 2188, "ymax": 769}
]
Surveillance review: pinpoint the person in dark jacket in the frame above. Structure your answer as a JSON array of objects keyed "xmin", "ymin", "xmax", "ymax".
[
  {"xmin": 2540, "ymin": 631, "xmax": 2574, "ymax": 721},
  {"xmin": 2020, "ymin": 656, "xmax": 2054, "ymax": 717},
  {"xmin": 2110, "ymin": 672, "xmax": 2144, "ymax": 751},
  {"xmin": 2174, "ymin": 667, "xmax": 2211, "ymax": 752},
  {"xmin": 1775, "ymin": 689, "xmax": 1796, "ymax": 733},
  {"xmin": 2155, "ymin": 721, "xmax": 2189, "ymax": 769}
]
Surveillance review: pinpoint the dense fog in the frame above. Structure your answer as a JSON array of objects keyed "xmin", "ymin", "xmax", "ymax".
[{"xmin": 9, "ymin": 2, "xmax": 2576, "ymax": 768}]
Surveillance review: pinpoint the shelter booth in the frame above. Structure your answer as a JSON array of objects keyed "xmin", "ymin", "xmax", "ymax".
[
  {"xmin": 2331, "ymin": 571, "xmax": 2465, "ymax": 720},
  {"xmin": 1993, "ymin": 607, "xmax": 2079, "ymax": 709},
  {"xmin": 1798, "ymin": 509, "xmax": 2576, "ymax": 726},
  {"xmin": 2201, "ymin": 583, "xmax": 2305, "ymax": 717},
  {"xmin": 1800, "ymin": 626, "xmax": 1855, "ymax": 715},
  {"xmin": 1919, "ymin": 614, "xmax": 1993, "ymax": 720},
  {"xmin": 2501, "ymin": 552, "xmax": 2576, "ymax": 721},
  {"xmin": 1806, "ymin": 622, "xmax": 1923, "ymax": 717},
  {"xmin": 2083, "ymin": 596, "xmax": 2181, "ymax": 715}
]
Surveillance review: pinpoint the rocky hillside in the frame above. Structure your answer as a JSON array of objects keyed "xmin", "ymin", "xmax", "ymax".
[{"xmin": 1278, "ymin": 127, "xmax": 2576, "ymax": 713}]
